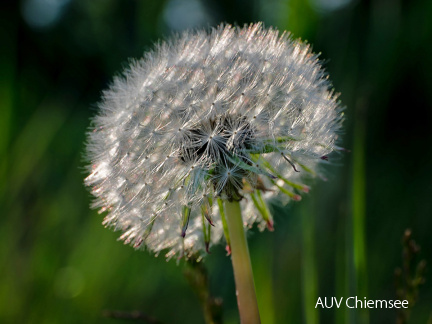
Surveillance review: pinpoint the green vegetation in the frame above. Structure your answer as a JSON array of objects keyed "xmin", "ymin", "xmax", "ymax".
[{"xmin": 1, "ymin": 1, "xmax": 431, "ymax": 323}]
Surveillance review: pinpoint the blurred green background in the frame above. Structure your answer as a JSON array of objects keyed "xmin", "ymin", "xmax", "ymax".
[{"xmin": 1, "ymin": 0, "xmax": 432, "ymax": 323}]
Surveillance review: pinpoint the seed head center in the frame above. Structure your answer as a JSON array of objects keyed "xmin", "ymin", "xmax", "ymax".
[{"xmin": 179, "ymin": 114, "xmax": 254, "ymax": 166}]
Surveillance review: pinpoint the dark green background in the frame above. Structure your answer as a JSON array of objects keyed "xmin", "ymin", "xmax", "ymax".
[{"xmin": 1, "ymin": 0, "xmax": 431, "ymax": 323}]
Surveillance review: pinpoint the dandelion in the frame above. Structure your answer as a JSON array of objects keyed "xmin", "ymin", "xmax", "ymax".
[{"xmin": 85, "ymin": 22, "xmax": 343, "ymax": 323}]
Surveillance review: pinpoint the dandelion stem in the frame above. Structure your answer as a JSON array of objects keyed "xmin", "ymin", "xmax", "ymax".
[{"xmin": 224, "ymin": 200, "xmax": 261, "ymax": 324}]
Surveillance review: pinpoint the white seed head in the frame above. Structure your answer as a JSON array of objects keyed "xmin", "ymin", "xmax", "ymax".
[{"xmin": 85, "ymin": 23, "xmax": 343, "ymax": 259}]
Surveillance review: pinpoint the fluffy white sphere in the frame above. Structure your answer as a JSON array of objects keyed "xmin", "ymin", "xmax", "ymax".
[{"xmin": 85, "ymin": 23, "xmax": 343, "ymax": 259}]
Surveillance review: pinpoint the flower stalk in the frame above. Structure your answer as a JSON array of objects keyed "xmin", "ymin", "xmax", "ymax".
[{"xmin": 224, "ymin": 200, "xmax": 260, "ymax": 324}]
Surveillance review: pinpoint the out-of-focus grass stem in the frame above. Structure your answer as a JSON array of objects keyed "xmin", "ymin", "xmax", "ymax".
[
  {"xmin": 301, "ymin": 197, "xmax": 319, "ymax": 324},
  {"xmin": 0, "ymin": 24, "xmax": 15, "ymax": 200},
  {"xmin": 352, "ymin": 100, "xmax": 368, "ymax": 324}
]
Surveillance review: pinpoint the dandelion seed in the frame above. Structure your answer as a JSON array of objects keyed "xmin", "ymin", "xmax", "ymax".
[{"xmin": 84, "ymin": 22, "xmax": 343, "ymax": 259}]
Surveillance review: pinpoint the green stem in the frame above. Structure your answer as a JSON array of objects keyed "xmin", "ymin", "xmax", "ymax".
[
  {"xmin": 352, "ymin": 101, "xmax": 368, "ymax": 324},
  {"xmin": 224, "ymin": 200, "xmax": 261, "ymax": 324},
  {"xmin": 300, "ymin": 198, "xmax": 319, "ymax": 324}
]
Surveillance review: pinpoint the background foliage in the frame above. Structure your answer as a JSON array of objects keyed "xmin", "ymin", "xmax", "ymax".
[{"xmin": 1, "ymin": 0, "xmax": 431, "ymax": 323}]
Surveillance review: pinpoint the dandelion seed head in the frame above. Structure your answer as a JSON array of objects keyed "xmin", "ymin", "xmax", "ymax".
[{"xmin": 85, "ymin": 22, "xmax": 343, "ymax": 259}]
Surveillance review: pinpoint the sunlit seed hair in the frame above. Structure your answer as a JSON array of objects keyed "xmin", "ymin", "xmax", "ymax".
[{"xmin": 85, "ymin": 22, "xmax": 343, "ymax": 259}]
